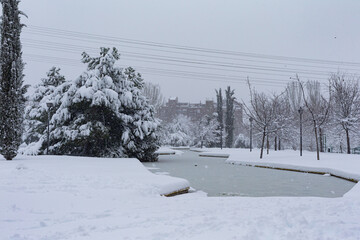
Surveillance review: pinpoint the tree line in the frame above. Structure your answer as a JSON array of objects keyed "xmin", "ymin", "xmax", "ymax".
[{"xmin": 243, "ymin": 74, "xmax": 360, "ymax": 160}]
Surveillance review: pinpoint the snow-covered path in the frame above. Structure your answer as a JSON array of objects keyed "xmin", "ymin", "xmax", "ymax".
[{"xmin": 1, "ymin": 153, "xmax": 360, "ymax": 240}]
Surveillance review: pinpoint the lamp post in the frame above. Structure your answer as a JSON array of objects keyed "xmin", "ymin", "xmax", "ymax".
[
  {"xmin": 249, "ymin": 117, "xmax": 253, "ymax": 152},
  {"xmin": 46, "ymin": 102, "xmax": 54, "ymax": 155},
  {"xmin": 298, "ymin": 107, "xmax": 304, "ymax": 157}
]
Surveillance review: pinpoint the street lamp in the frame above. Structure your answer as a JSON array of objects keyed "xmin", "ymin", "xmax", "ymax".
[
  {"xmin": 249, "ymin": 117, "xmax": 253, "ymax": 152},
  {"xmin": 298, "ymin": 107, "xmax": 304, "ymax": 157},
  {"xmin": 46, "ymin": 102, "xmax": 54, "ymax": 155}
]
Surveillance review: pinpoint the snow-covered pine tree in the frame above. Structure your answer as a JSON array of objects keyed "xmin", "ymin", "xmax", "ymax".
[
  {"xmin": 122, "ymin": 66, "xmax": 160, "ymax": 161},
  {"xmin": 0, "ymin": 0, "xmax": 27, "ymax": 160},
  {"xmin": 225, "ymin": 86, "xmax": 235, "ymax": 148},
  {"xmin": 22, "ymin": 67, "xmax": 66, "ymax": 154},
  {"xmin": 49, "ymin": 48, "xmax": 159, "ymax": 161}
]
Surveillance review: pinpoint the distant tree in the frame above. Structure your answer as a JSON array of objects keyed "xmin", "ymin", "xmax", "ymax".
[
  {"xmin": 243, "ymin": 81, "xmax": 278, "ymax": 159},
  {"xmin": 0, "ymin": 0, "xmax": 28, "ymax": 160},
  {"xmin": 215, "ymin": 88, "xmax": 224, "ymax": 148},
  {"xmin": 195, "ymin": 113, "xmax": 219, "ymax": 148},
  {"xmin": 142, "ymin": 82, "xmax": 165, "ymax": 112},
  {"xmin": 298, "ymin": 77, "xmax": 331, "ymax": 160},
  {"xmin": 225, "ymin": 86, "xmax": 235, "ymax": 148},
  {"xmin": 162, "ymin": 114, "xmax": 194, "ymax": 147},
  {"xmin": 330, "ymin": 73, "xmax": 360, "ymax": 154}
]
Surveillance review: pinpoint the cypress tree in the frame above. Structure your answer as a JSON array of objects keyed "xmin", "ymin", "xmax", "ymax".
[
  {"xmin": 225, "ymin": 86, "xmax": 235, "ymax": 148},
  {"xmin": 0, "ymin": 0, "xmax": 27, "ymax": 160},
  {"xmin": 215, "ymin": 88, "xmax": 223, "ymax": 148}
]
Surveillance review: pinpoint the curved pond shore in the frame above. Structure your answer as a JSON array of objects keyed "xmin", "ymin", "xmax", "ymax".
[
  {"xmin": 147, "ymin": 150, "xmax": 355, "ymax": 197},
  {"xmin": 191, "ymin": 148, "xmax": 360, "ymax": 197}
]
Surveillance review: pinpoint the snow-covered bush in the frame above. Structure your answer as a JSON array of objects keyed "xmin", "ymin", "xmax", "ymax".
[
  {"xmin": 162, "ymin": 115, "xmax": 195, "ymax": 147},
  {"xmin": 234, "ymin": 134, "xmax": 248, "ymax": 148},
  {"xmin": 194, "ymin": 113, "xmax": 219, "ymax": 148}
]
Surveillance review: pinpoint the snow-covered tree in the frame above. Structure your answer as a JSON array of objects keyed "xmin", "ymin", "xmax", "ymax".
[
  {"xmin": 162, "ymin": 114, "xmax": 194, "ymax": 147},
  {"xmin": 330, "ymin": 73, "xmax": 360, "ymax": 154},
  {"xmin": 194, "ymin": 113, "xmax": 219, "ymax": 148},
  {"xmin": 225, "ymin": 86, "xmax": 235, "ymax": 148},
  {"xmin": 0, "ymin": 0, "xmax": 27, "ymax": 160},
  {"xmin": 243, "ymin": 81, "xmax": 278, "ymax": 159},
  {"xmin": 298, "ymin": 78, "xmax": 331, "ymax": 160},
  {"xmin": 22, "ymin": 67, "xmax": 66, "ymax": 155},
  {"xmin": 48, "ymin": 48, "xmax": 160, "ymax": 161}
]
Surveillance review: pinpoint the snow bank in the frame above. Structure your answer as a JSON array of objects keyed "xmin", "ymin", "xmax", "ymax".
[{"xmin": 155, "ymin": 146, "xmax": 184, "ymax": 156}]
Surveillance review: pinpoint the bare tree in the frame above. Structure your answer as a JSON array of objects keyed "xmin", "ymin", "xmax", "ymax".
[
  {"xmin": 243, "ymin": 82, "xmax": 279, "ymax": 159},
  {"xmin": 142, "ymin": 82, "xmax": 165, "ymax": 112},
  {"xmin": 298, "ymin": 77, "xmax": 331, "ymax": 160},
  {"xmin": 330, "ymin": 73, "xmax": 360, "ymax": 154}
]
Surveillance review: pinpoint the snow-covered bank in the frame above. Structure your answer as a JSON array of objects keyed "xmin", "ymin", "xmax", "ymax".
[{"xmin": 155, "ymin": 146, "xmax": 184, "ymax": 156}]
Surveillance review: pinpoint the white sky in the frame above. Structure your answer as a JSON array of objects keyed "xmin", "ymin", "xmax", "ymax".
[{"xmin": 18, "ymin": 0, "xmax": 360, "ymax": 102}]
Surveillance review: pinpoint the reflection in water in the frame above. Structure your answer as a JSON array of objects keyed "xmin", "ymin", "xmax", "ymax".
[{"xmin": 143, "ymin": 151, "xmax": 355, "ymax": 197}]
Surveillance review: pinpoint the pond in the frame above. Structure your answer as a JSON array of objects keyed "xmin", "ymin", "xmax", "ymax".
[{"xmin": 143, "ymin": 150, "xmax": 356, "ymax": 197}]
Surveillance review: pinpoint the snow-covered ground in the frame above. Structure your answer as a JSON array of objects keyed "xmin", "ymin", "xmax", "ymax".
[{"xmin": 1, "ymin": 151, "xmax": 360, "ymax": 239}]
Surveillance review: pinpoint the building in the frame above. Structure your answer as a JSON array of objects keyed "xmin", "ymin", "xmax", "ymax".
[{"xmin": 157, "ymin": 97, "xmax": 243, "ymax": 136}]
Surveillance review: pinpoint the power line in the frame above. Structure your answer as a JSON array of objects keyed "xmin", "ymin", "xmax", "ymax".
[{"xmin": 26, "ymin": 25, "xmax": 360, "ymax": 67}]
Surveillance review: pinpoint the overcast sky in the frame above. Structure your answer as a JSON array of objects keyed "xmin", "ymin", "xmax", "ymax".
[{"xmin": 18, "ymin": 0, "xmax": 360, "ymax": 102}]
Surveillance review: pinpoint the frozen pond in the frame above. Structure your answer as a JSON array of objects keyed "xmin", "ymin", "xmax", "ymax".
[{"xmin": 144, "ymin": 150, "xmax": 355, "ymax": 197}]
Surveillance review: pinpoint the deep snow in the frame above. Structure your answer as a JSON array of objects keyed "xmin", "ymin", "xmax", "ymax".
[{"xmin": 1, "ymin": 151, "xmax": 360, "ymax": 240}]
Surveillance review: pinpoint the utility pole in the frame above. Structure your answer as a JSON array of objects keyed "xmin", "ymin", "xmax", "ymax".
[{"xmin": 249, "ymin": 117, "xmax": 253, "ymax": 152}]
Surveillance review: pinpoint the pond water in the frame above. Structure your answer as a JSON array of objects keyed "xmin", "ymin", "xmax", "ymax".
[{"xmin": 143, "ymin": 151, "xmax": 356, "ymax": 197}]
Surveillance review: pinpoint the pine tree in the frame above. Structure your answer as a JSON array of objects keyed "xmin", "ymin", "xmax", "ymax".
[
  {"xmin": 0, "ymin": 0, "xmax": 27, "ymax": 160},
  {"xmin": 22, "ymin": 67, "xmax": 66, "ymax": 154},
  {"xmin": 215, "ymin": 88, "xmax": 223, "ymax": 148},
  {"xmin": 225, "ymin": 86, "xmax": 235, "ymax": 148},
  {"xmin": 49, "ymin": 48, "xmax": 160, "ymax": 161}
]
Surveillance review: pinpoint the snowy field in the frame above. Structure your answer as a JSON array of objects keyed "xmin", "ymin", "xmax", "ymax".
[{"xmin": 1, "ymin": 151, "xmax": 360, "ymax": 239}]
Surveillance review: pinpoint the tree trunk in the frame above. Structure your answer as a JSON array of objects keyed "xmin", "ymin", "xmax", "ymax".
[
  {"xmin": 266, "ymin": 134, "xmax": 269, "ymax": 155},
  {"xmin": 314, "ymin": 123, "xmax": 320, "ymax": 160},
  {"xmin": 274, "ymin": 136, "xmax": 277, "ymax": 151},
  {"xmin": 260, "ymin": 128, "xmax": 266, "ymax": 159},
  {"xmin": 346, "ymin": 129, "xmax": 351, "ymax": 154},
  {"xmin": 278, "ymin": 138, "xmax": 281, "ymax": 151},
  {"xmin": 319, "ymin": 128, "xmax": 324, "ymax": 152}
]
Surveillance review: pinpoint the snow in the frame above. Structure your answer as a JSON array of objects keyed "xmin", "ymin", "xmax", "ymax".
[
  {"xmin": 155, "ymin": 146, "xmax": 184, "ymax": 155},
  {"xmin": 1, "ymin": 152, "xmax": 360, "ymax": 239}
]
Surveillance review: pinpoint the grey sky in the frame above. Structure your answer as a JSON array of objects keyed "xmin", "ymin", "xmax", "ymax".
[{"xmin": 19, "ymin": 0, "xmax": 360, "ymax": 102}]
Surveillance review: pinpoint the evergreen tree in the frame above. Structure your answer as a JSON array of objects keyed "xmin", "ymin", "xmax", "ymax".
[
  {"xmin": 215, "ymin": 88, "xmax": 224, "ymax": 148},
  {"xmin": 124, "ymin": 67, "xmax": 144, "ymax": 89},
  {"xmin": 22, "ymin": 67, "xmax": 66, "ymax": 154},
  {"xmin": 48, "ymin": 48, "xmax": 159, "ymax": 161},
  {"xmin": 0, "ymin": 0, "xmax": 27, "ymax": 160},
  {"xmin": 225, "ymin": 86, "xmax": 235, "ymax": 148}
]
